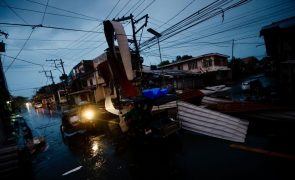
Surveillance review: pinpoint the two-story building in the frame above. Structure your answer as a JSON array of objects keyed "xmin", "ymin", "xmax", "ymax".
[
  {"xmin": 93, "ymin": 53, "xmax": 111, "ymax": 102},
  {"xmin": 159, "ymin": 53, "xmax": 231, "ymax": 85},
  {"xmin": 68, "ymin": 60, "xmax": 96, "ymax": 104}
]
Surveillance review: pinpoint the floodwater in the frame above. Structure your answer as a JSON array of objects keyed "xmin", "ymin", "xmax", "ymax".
[{"xmin": 20, "ymin": 104, "xmax": 294, "ymax": 180}]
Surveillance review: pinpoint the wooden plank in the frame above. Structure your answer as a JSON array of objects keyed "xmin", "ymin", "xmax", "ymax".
[{"xmin": 230, "ymin": 144, "xmax": 295, "ymax": 160}]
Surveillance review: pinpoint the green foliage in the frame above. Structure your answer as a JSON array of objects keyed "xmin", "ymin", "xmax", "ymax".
[
  {"xmin": 174, "ymin": 55, "xmax": 193, "ymax": 62},
  {"xmin": 157, "ymin": 54, "xmax": 193, "ymax": 66},
  {"xmin": 158, "ymin": 60, "xmax": 170, "ymax": 66}
]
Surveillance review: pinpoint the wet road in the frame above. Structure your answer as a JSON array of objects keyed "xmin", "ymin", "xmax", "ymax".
[{"xmin": 21, "ymin": 104, "xmax": 294, "ymax": 180}]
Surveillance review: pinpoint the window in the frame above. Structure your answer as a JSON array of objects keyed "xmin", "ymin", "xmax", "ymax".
[
  {"xmin": 189, "ymin": 61, "xmax": 198, "ymax": 70},
  {"xmin": 203, "ymin": 59, "xmax": 212, "ymax": 67}
]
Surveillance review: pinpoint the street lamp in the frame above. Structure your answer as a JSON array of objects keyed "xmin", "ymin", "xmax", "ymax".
[
  {"xmin": 147, "ymin": 28, "xmax": 162, "ymax": 64},
  {"xmin": 147, "ymin": 28, "xmax": 166, "ymax": 87}
]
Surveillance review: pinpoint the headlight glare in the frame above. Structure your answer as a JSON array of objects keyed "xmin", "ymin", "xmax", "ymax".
[{"xmin": 83, "ymin": 110, "xmax": 94, "ymax": 120}]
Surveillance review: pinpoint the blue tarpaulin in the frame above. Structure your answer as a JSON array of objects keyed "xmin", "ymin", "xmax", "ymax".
[{"xmin": 143, "ymin": 88, "xmax": 168, "ymax": 99}]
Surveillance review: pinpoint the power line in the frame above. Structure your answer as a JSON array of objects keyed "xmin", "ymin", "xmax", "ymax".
[
  {"xmin": 156, "ymin": 0, "xmax": 196, "ymax": 30},
  {"xmin": 7, "ymin": 37, "xmax": 104, "ymax": 42},
  {"xmin": 130, "ymin": 0, "xmax": 146, "ymax": 15},
  {"xmin": 134, "ymin": 0, "xmax": 155, "ymax": 17},
  {"xmin": 105, "ymin": 0, "xmax": 122, "ymax": 19},
  {"xmin": 1, "ymin": 54, "xmax": 44, "ymax": 67},
  {"xmin": 113, "ymin": 0, "xmax": 132, "ymax": 18},
  {"xmin": 25, "ymin": 0, "xmax": 102, "ymax": 21},
  {"xmin": 153, "ymin": 0, "xmax": 291, "ymax": 49},
  {"xmin": 7, "ymin": 46, "xmax": 103, "ymax": 51},
  {"xmin": 0, "ymin": 5, "xmax": 101, "ymax": 22},
  {"xmin": 123, "ymin": 0, "xmax": 144, "ymax": 17},
  {"xmin": 140, "ymin": 0, "xmax": 248, "ymax": 50},
  {"xmin": 0, "ymin": 22, "xmax": 103, "ymax": 33},
  {"xmin": 1, "ymin": 0, "xmax": 28, "ymax": 24},
  {"xmin": 157, "ymin": 0, "xmax": 289, "ymax": 49},
  {"xmin": 5, "ymin": 29, "xmax": 35, "ymax": 72},
  {"xmin": 142, "ymin": 0, "xmax": 292, "ymax": 54},
  {"xmin": 41, "ymin": 0, "xmax": 50, "ymax": 25}
]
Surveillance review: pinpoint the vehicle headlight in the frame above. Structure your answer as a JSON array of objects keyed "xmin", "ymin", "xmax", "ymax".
[{"xmin": 82, "ymin": 110, "xmax": 94, "ymax": 120}]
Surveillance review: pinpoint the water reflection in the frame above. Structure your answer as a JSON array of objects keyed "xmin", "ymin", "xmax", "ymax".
[
  {"xmin": 25, "ymin": 102, "xmax": 32, "ymax": 112},
  {"xmin": 90, "ymin": 136, "xmax": 104, "ymax": 157}
]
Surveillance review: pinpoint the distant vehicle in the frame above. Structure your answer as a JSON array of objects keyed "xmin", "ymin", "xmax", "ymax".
[
  {"xmin": 241, "ymin": 81, "xmax": 251, "ymax": 91},
  {"xmin": 60, "ymin": 101, "xmax": 101, "ymax": 138},
  {"xmin": 34, "ymin": 102, "xmax": 43, "ymax": 109},
  {"xmin": 241, "ymin": 79, "xmax": 261, "ymax": 91}
]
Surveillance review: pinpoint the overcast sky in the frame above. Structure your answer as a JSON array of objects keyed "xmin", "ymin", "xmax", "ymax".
[{"xmin": 1, "ymin": 0, "xmax": 295, "ymax": 98}]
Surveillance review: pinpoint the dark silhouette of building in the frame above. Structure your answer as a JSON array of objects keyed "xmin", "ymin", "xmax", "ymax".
[{"xmin": 260, "ymin": 16, "xmax": 295, "ymax": 104}]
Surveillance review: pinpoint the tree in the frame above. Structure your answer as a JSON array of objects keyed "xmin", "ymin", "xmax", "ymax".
[
  {"xmin": 158, "ymin": 60, "xmax": 170, "ymax": 66},
  {"xmin": 175, "ymin": 55, "xmax": 193, "ymax": 62},
  {"xmin": 181, "ymin": 55, "xmax": 193, "ymax": 60}
]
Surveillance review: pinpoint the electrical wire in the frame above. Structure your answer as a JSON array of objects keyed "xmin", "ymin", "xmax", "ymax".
[
  {"xmin": 7, "ymin": 37, "xmax": 104, "ymax": 42},
  {"xmin": 155, "ymin": 0, "xmax": 290, "ymax": 49},
  {"xmin": 41, "ymin": 0, "xmax": 49, "ymax": 25},
  {"xmin": 113, "ymin": 0, "xmax": 132, "ymax": 18},
  {"xmin": 105, "ymin": 0, "xmax": 122, "ymax": 19},
  {"xmin": 156, "ymin": 0, "xmax": 196, "ymax": 30},
  {"xmin": 2, "ymin": 54, "xmax": 44, "ymax": 67},
  {"xmin": 142, "ymin": 0, "xmax": 251, "ymax": 50},
  {"xmin": 1, "ymin": 0, "xmax": 28, "ymax": 24},
  {"xmin": 25, "ymin": 0, "xmax": 102, "ymax": 21},
  {"xmin": 0, "ymin": 5, "xmax": 101, "ymax": 22},
  {"xmin": 5, "ymin": 29, "xmax": 35, "ymax": 72},
  {"xmin": 0, "ymin": 22, "xmax": 103, "ymax": 33}
]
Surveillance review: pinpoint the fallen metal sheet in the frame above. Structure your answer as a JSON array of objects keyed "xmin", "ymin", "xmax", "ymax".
[{"xmin": 178, "ymin": 101, "xmax": 249, "ymax": 142}]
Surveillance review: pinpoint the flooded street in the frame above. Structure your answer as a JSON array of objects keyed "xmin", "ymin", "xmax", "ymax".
[
  {"xmin": 19, "ymin": 104, "xmax": 294, "ymax": 180},
  {"xmin": 21, "ymin": 105, "xmax": 182, "ymax": 180}
]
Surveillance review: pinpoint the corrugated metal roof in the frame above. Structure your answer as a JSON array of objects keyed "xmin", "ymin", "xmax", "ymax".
[{"xmin": 159, "ymin": 53, "xmax": 230, "ymax": 68}]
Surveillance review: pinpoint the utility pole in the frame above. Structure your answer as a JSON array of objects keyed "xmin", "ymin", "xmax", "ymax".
[
  {"xmin": 113, "ymin": 14, "xmax": 149, "ymax": 92},
  {"xmin": 231, "ymin": 39, "xmax": 235, "ymax": 60},
  {"xmin": 46, "ymin": 59, "xmax": 67, "ymax": 87},
  {"xmin": 39, "ymin": 70, "xmax": 55, "ymax": 85},
  {"xmin": 113, "ymin": 14, "xmax": 149, "ymax": 70},
  {"xmin": 46, "ymin": 59, "xmax": 66, "ymax": 77}
]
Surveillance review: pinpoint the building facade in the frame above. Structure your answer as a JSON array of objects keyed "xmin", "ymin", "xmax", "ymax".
[
  {"xmin": 159, "ymin": 53, "xmax": 231, "ymax": 85},
  {"xmin": 260, "ymin": 16, "xmax": 295, "ymax": 104},
  {"xmin": 68, "ymin": 60, "xmax": 96, "ymax": 104}
]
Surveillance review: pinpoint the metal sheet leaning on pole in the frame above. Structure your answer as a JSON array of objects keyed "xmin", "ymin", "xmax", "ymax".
[{"xmin": 103, "ymin": 20, "xmax": 138, "ymax": 97}]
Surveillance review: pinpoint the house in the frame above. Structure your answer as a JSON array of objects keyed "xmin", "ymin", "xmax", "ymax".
[
  {"xmin": 68, "ymin": 60, "xmax": 96, "ymax": 104},
  {"xmin": 93, "ymin": 48, "xmax": 142, "ymax": 101},
  {"xmin": 241, "ymin": 56, "xmax": 258, "ymax": 65},
  {"xmin": 159, "ymin": 53, "xmax": 231, "ymax": 85},
  {"xmin": 260, "ymin": 16, "xmax": 295, "ymax": 104},
  {"xmin": 93, "ymin": 53, "xmax": 111, "ymax": 102},
  {"xmin": 142, "ymin": 69, "xmax": 203, "ymax": 90},
  {"xmin": 0, "ymin": 57, "xmax": 10, "ymax": 144}
]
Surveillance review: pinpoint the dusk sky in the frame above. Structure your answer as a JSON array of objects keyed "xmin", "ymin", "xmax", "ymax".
[{"xmin": 1, "ymin": 0, "xmax": 295, "ymax": 98}]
